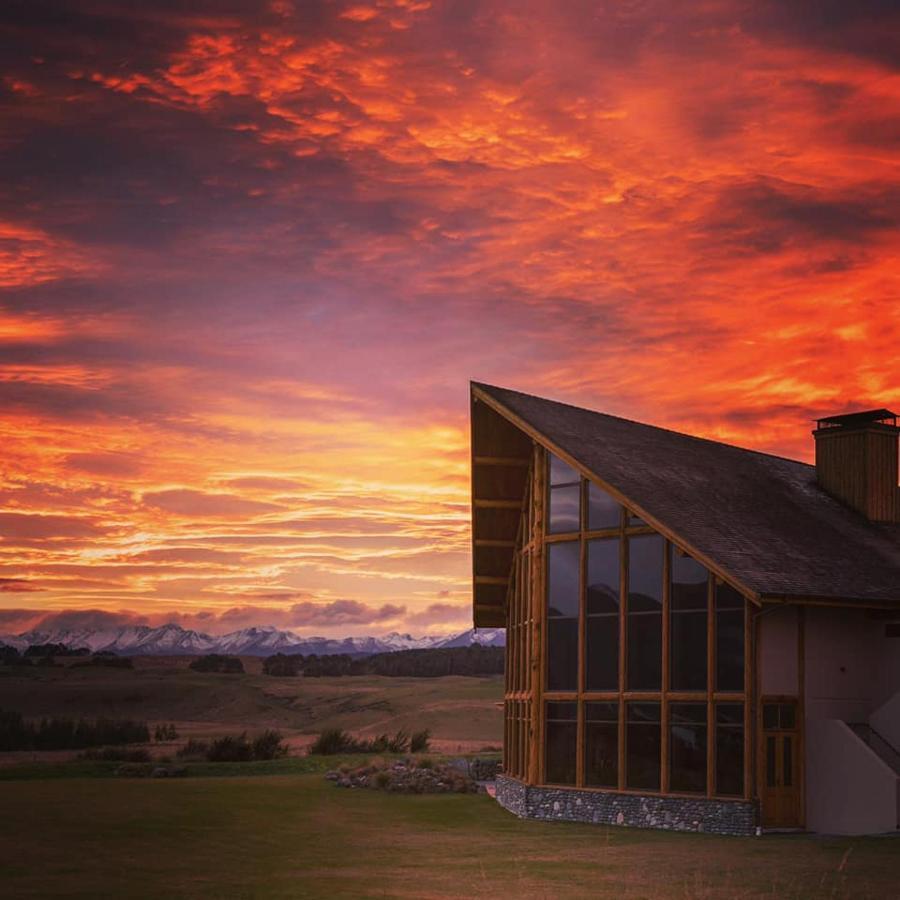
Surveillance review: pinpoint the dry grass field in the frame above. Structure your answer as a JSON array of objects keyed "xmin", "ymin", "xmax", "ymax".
[
  {"xmin": 0, "ymin": 659, "xmax": 504, "ymax": 758},
  {"xmin": 1, "ymin": 773, "xmax": 898, "ymax": 898}
]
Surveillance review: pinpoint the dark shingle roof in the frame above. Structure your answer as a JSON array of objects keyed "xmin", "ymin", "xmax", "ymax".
[{"xmin": 474, "ymin": 383, "xmax": 900, "ymax": 606}]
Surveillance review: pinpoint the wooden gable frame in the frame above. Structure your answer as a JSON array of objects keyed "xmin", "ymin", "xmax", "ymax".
[{"xmin": 471, "ymin": 383, "xmax": 762, "ymax": 628}]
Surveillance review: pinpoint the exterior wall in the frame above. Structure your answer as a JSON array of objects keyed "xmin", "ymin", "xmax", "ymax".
[
  {"xmin": 759, "ymin": 605, "xmax": 799, "ymax": 696},
  {"xmin": 805, "ymin": 607, "xmax": 886, "ymax": 723},
  {"xmin": 871, "ymin": 692, "xmax": 900, "ymax": 751},
  {"xmin": 495, "ymin": 774, "xmax": 756, "ymax": 836},
  {"xmin": 804, "ymin": 606, "xmax": 900, "ymax": 834},
  {"xmin": 806, "ymin": 719, "xmax": 897, "ymax": 835}
]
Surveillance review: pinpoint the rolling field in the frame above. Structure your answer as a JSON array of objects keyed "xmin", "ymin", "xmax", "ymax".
[
  {"xmin": 1, "ymin": 773, "xmax": 898, "ymax": 898},
  {"xmin": 0, "ymin": 660, "xmax": 504, "ymax": 754}
]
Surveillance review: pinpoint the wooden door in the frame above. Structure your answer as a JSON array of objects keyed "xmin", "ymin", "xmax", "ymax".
[{"xmin": 761, "ymin": 699, "xmax": 802, "ymax": 828}]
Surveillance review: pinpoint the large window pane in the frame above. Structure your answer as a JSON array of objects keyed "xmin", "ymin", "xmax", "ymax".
[
  {"xmin": 670, "ymin": 548, "xmax": 708, "ymax": 691},
  {"xmin": 588, "ymin": 482, "xmax": 620, "ymax": 530},
  {"xmin": 585, "ymin": 702, "xmax": 618, "ymax": 787},
  {"xmin": 626, "ymin": 702, "xmax": 660, "ymax": 790},
  {"xmin": 586, "ymin": 538, "xmax": 619, "ymax": 690},
  {"xmin": 550, "ymin": 454, "xmax": 579, "ymax": 485},
  {"xmin": 545, "ymin": 701, "xmax": 577, "ymax": 785},
  {"xmin": 627, "ymin": 534, "xmax": 663, "ymax": 690},
  {"xmin": 548, "ymin": 454, "xmax": 581, "ymax": 534},
  {"xmin": 547, "ymin": 541, "xmax": 579, "ymax": 617},
  {"xmin": 547, "ymin": 618, "xmax": 578, "ymax": 691},
  {"xmin": 715, "ymin": 582, "xmax": 744, "ymax": 692},
  {"xmin": 549, "ymin": 484, "xmax": 581, "ymax": 533},
  {"xmin": 547, "ymin": 541, "xmax": 579, "ymax": 691},
  {"xmin": 715, "ymin": 703, "xmax": 744, "ymax": 796},
  {"xmin": 669, "ymin": 703, "xmax": 707, "ymax": 794}
]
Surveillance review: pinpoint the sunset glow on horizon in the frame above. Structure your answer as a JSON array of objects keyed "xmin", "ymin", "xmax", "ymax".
[{"xmin": 1, "ymin": 1, "xmax": 898, "ymax": 635}]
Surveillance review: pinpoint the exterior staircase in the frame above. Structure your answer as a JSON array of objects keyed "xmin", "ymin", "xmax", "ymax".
[
  {"xmin": 847, "ymin": 723, "xmax": 900, "ymax": 829},
  {"xmin": 847, "ymin": 723, "xmax": 900, "ymax": 775}
]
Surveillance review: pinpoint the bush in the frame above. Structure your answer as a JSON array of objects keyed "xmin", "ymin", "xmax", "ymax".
[
  {"xmin": 154, "ymin": 723, "xmax": 179, "ymax": 742},
  {"xmin": 188, "ymin": 655, "xmax": 244, "ymax": 674},
  {"xmin": 201, "ymin": 731, "xmax": 288, "ymax": 762},
  {"xmin": 308, "ymin": 728, "xmax": 358, "ymax": 755},
  {"xmin": 206, "ymin": 733, "xmax": 254, "ymax": 762},
  {"xmin": 410, "ymin": 729, "xmax": 431, "ymax": 753},
  {"xmin": 175, "ymin": 738, "xmax": 209, "ymax": 760},
  {"xmin": 308, "ymin": 728, "xmax": 422, "ymax": 756},
  {"xmin": 251, "ymin": 730, "xmax": 288, "ymax": 760}
]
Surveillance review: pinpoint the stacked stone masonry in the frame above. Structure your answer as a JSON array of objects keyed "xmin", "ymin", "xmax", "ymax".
[{"xmin": 495, "ymin": 775, "xmax": 757, "ymax": 836}]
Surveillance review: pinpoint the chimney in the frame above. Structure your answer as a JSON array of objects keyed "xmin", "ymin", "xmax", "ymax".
[{"xmin": 812, "ymin": 409, "xmax": 900, "ymax": 522}]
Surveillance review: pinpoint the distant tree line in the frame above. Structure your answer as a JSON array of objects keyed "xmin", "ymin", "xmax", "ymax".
[
  {"xmin": 0, "ymin": 646, "xmax": 133, "ymax": 668},
  {"xmin": 188, "ymin": 654, "xmax": 244, "ymax": 674},
  {"xmin": 23, "ymin": 643, "xmax": 90, "ymax": 658},
  {"xmin": 0, "ymin": 709, "xmax": 150, "ymax": 751},
  {"xmin": 263, "ymin": 645, "xmax": 503, "ymax": 678}
]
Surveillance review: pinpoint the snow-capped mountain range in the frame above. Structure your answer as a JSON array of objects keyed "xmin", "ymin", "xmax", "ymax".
[{"xmin": 0, "ymin": 623, "xmax": 505, "ymax": 657}]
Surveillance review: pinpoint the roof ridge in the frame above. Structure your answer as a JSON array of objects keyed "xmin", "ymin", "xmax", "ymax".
[{"xmin": 471, "ymin": 381, "xmax": 813, "ymax": 470}]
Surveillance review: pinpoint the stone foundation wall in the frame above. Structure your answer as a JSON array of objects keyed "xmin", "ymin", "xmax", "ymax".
[{"xmin": 495, "ymin": 775, "xmax": 756, "ymax": 836}]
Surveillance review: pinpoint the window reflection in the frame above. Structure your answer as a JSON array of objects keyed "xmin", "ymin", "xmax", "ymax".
[
  {"xmin": 670, "ymin": 548, "xmax": 708, "ymax": 691},
  {"xmin": 547, "ymin": 541, "xmax": 579, "ymax": 691},
  {"xmin": 548, "ymin": 453, "xmax": 581, "ymax": 533},
  {"xmin": 588, "ymin": 482, "xmax": 620, "ymax": 530},
  {"xmin": 715, "ymin": 703, "xmax": 744, "ymax": 796},
  {"xmin": 586, "ymin": 538, "xmax": 619, "ymax": 690},
  {"xmin": 546, "ymin": 701, "xmax": 577, "ymax": 785},
  {"xmin": 585, "ymin": 702, "xmax": 618, "ymax": 787},
  {"xmin": 626, "ymin": 702, "xmax": 660, "ymax": 790},
  {"xmin": 627, "ymin": 534, "xmax": 663, "ymax": 690},
  {"xmin": 715, "ymin": 581, "xmax": 744, "ymax": 692},
  {"xmin": 669, "ymin": 703, "xmax": 707, "ymax": 793}
]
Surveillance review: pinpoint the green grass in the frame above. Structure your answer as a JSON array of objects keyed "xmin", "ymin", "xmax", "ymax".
[{"xmin": 0, "ymin": 774, "xmax": 897, "ymax": 898}]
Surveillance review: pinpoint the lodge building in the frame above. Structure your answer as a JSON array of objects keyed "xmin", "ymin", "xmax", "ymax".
[{"xmin": 470, "ymin": 383, "xmax": 900, "ymax": 835}]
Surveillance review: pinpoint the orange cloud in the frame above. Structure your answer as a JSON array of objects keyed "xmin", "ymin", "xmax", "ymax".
[{"xmin": 0, "ymin": 1, "xmax": 897, "ymax": 631}]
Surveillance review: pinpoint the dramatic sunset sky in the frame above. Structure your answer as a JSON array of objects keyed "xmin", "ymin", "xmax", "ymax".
[{"xmin": 0, "ymin": 1, "xmax": 897, "ymax": 636}]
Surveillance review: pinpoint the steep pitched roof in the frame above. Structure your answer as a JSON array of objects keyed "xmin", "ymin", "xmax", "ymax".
[{"xmin": 471, "ymin": 382, "xmax": 900, "ymax": 618}]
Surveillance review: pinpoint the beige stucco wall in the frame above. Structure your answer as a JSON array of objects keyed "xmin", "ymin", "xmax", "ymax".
[
  {"xmin": 803, "ymin": 607, "xmax": 899, "ymax": 834},
  {"xmin": 760, "ymin": 605, "xmax": 900, "ymax": 834},
  {"xmin": 804, "ymin": 607, "xmax": 885, "ymax": 723},
  {"xmin": 806, "ymin": 718, "xmax": 897, "ymax": 835},
  {"xmin": 759, "ymin": 605, "xmax": 799, "ymax": 696}
]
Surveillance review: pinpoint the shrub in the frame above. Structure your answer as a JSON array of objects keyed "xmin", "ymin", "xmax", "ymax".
[
  {"xmin": 206, "ymin": 733, "xmax": 253, "ymax": 762},
  {"xmin": 154, "ymin": 723, "xmax": 179, "ymax": 742},
  {"xmin": 374, "ymin": 770, "xmax": 392, "ymax": 789},
  {"xmin": 410, "ymin": 729, "xmax": 431, "ymax": 753},
  {"xmin": 308, "ymin": 728, "xmax": 359, "ymax": 755},
  {"xmin": 416, "ymin": 756, "xmax": 434, "ymax": 769},
  {"xmin": 175, "ymin": 738, "xmax": 209, "ymax": 760},
  {"xmin": 188, "ymin": 654, "xmax": 244, "ymax": 674},
  {"xmin": 251, "ymin": 730, "xmax": 288, "ymax": 760}
]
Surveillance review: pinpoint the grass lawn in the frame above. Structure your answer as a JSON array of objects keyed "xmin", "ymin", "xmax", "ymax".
[{"xmin": 1, "ymin": 774, "xmax": 897, "ymax": 899}]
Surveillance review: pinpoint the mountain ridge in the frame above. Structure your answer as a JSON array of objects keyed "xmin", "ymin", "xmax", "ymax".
[{"xmin": 0, "ymin": 623, "xmax": 505, "ymax": 657}]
